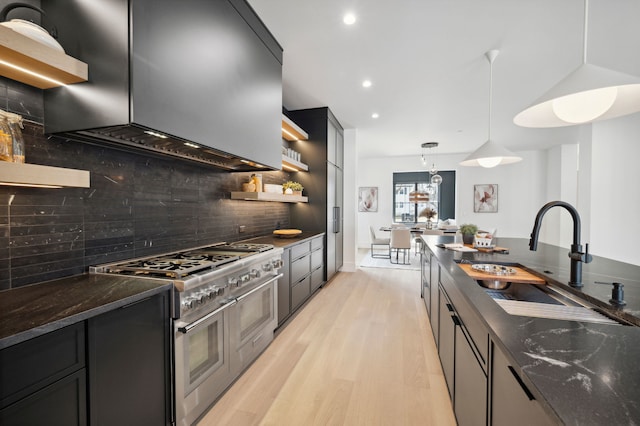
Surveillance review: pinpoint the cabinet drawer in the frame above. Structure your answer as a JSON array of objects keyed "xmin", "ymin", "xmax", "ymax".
[
  {"xmin": 311, "ymin": 267, "xmax": 324, "ymax": 292},
  {"xmin": 291, "ymin": 254, "xmax": 311, "ymax": 283},
  {"xmin": 311, "ymin": 249, "xmax": 323, "ymax": 270},
  {"xmin": 291, "ymin": 276, "xmax": 311, "ymax": 310},
  {"xmin": 291, "ymin": 241, "xmax": 311, "ymax": 260},
  {"xmin": 311, "ymin": 236, "xmax": 323, "ymax": 251},
  {"xmin": 0, "ymin": 369, "xmax": 87, "ymax": 426},
  {"xmin": 0, "ymin": 322, "xmax": 85, "ymax": 409}
]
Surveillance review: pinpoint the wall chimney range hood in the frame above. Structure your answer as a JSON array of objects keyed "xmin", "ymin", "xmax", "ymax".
[
  {"xmin": 67, "ymin": 125, "xmax": 269, "ymax": 172},
  {"xmin": 42, "ymin": 0, "xmax": 283, "ymax": 172}
]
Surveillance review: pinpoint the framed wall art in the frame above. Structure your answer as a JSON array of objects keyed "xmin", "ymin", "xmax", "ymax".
[
  {"xmin": 358, "ymin": 187, "xmax": 378, "ymax": 212},
  {"xmin": 474, "ymin": 184, "xmax": 498, "ymax": 212}
]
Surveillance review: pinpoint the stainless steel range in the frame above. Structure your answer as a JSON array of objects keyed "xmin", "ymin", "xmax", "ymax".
[{"xmin": 90, "ymin": 242, "xmax": 283, "ymax": 426}]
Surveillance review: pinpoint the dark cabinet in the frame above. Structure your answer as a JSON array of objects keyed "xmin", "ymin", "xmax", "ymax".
[
  {"xmin": 491, "ymin": 345, "xmax": 553, "ymax": 426},
  {"xmin": 278, "ymin": 248, "xmax": 292, "ymax": 325},
  {"xmin": 0, "ymin": 370, "xmax": 86, "ymax": 426},
  {"xmin": 455, "ymin": 329, "xmax": 487, "ymax": 426},
  {"xmin": 88, "ymin": 292, "xmax": 172, "ymax": 425},
  {"xmin": 287, "ymin": 108, "xmax": 344, "ymax": 281},
  {"xmin": 437, "ymin": 265, "xmax": 490, "ymax": 426},
  {"xmin": 438, "ymin": 285, "xmax": 456, "ymax": 399},
  {"xmin": 0, "ymin": 323, "xmax": 86, "ymax": 425},
  {"xmin": 44, "ymin": 0, "xmax": 283, "ymax": 170},
  {"xmin": 430, "ymin": 253, "xmax": 440, "ymax": 345},
  {"xmin": 277, "ymin": 236, "xmax": 325, "ymax": 327}
]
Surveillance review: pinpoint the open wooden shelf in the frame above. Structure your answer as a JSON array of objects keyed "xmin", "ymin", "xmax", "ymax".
[
  {"xmin": 231, "ymin": 191, "xmax": 308, "ymax": 203},
  {"xmin": 0, "ymin": 25, "xmax": 88, "ymax": 89},
  {"xmin": 0, "ymin": 162, "xmax": 90, "ymax": 188},
  {"xmin": 281, "ymin": 155, "xmax": 308, "ymax": 172},
  {"xmin": 281, "ymin": 115, "xmax": 308, "ymax": 141}
]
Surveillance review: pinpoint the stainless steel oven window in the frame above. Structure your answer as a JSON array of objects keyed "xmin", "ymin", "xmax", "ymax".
[
  {"xmin": 239, "ymin": 286, "xmax": 274, "ymax": 342},
  {"xmin": 183, "ymin": 313, "xmax": 224, "ymax": 394}
]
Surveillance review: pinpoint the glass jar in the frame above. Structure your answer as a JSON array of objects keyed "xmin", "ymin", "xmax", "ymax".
[
  {"xmin": 7, "ymin": 113, "xmax": 25, "ymax": 163},
  {"xmin": 0, "ymin": 115, "xmax": 12, "ymax": 162}
]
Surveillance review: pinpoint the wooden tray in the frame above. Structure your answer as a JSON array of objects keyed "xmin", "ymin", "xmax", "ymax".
[
  {"xmin": 273, "ymin": 229, "xmax": 302, "ymax": 238},
  {"xmin": 458, "ymin": 263, "xmax": 546, "ymax": 285}
]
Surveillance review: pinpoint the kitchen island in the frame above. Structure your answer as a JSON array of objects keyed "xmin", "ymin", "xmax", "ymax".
[{"xmin": 421, "ymin": 235, "xmax": 640, "ymax": 425}]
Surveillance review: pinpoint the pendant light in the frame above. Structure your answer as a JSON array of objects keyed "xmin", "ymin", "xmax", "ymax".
[
  {"xmin": 461, "ymin": 50, "xmax": 522, "ymax": 168},
  {"xmin": 514, "ymin": 0, "xmax": 640, "ymax": 128},
  {"xmin": 421, "ymin": 141, "xmax": 443, "ymax": 184}
]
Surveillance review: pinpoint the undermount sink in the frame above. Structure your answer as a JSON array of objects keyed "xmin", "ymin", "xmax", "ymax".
[
  {"xmin": 455, "ymin": 259, "xmax": 622, "ymax": 325},
  {"xmin": 484, "ymin": 283, "xmax": 621, "ymax": 325}
]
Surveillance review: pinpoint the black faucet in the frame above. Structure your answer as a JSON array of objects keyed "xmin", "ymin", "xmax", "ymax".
[{"xmin": 529, "ymin": 201, "xmax": 592, "ymax": 288}]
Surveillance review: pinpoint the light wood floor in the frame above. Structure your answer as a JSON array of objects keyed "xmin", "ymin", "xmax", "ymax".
[{"xmin": 198, "ymin": 262, "xmax": 456, "ymax": 426}]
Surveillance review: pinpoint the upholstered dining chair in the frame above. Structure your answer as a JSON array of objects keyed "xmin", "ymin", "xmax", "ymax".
[
  {"xmin": 390, "ymin": 228, "xmax": 411, "ymax": 265},
  {"xmin": 369, "ymin": 226, "xmax": 391, "ymax": 259}
]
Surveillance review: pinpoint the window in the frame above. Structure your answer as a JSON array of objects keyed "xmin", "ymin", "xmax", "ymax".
[{"xmin": 392, "ymin": 171, "xmax": 456, "ymax": 224}]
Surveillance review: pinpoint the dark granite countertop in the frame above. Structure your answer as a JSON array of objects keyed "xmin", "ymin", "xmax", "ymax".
[
  {"xmin": 241, "ymin": 231, "xmax": 325, "ymax": 248},
  {"xmin": 423, "ymin": 236, "xmax": 640, "ymax": 425},
  {"xmin": 0, "ymin": 274, "xmax": 172, "ymax": 350}
]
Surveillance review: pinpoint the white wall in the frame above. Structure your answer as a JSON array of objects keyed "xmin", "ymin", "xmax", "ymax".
[
  {"xmin": 355, "ymin": 150, "xmax": 547, "ymax": 249},
  {"xmin": 590, "ymin": 115, "xmax": 640, "ymax": 265}
]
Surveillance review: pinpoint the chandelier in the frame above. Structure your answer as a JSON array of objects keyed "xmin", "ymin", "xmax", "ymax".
[{"xmin": 421, "ymin": 142, "xmax": 443, "ymax": 185}]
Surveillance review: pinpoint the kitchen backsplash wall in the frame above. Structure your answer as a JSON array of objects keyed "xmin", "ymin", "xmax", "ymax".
[{"xmin": 0, "ymin": 77, "xmax": 291, "ymax": 290}]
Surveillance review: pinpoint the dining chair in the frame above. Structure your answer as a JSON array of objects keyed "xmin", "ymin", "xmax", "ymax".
[
  {"xmin": 413, "ymin": 223, "xmax": 426, "ymax": 254},
  {"xmin": 369, "ymin": 226, "xmax": 391, "ymax": 259},
  {"xmin": 390, "ymin": 228, "xmax": 411, "ymax": 265}
]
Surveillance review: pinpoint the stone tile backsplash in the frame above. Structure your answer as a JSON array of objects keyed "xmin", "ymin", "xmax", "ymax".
[{"xmin": 0, "ymin": 77, "xmax": 291, "ymax": 289}]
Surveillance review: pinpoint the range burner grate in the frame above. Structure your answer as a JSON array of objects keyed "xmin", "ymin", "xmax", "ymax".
[{"xmin": 223, "ymin": 243, "xmax": 273, "ymax": 252}]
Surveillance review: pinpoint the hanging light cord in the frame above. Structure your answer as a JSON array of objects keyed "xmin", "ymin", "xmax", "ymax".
[
  {"xmin": 486, "ymin": 50, "xmax": 499, "ymax": 142},
  {"xmin": 582, "ymin": 0, "xmax": 588, "ymax": 64}
]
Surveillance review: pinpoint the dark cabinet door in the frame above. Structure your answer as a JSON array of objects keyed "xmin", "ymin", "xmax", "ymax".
[
  {"xmin": 277, "ymin": 248, "xmax": 291, "ymax": 325},
  {"xmin": 454, "ymin": 330, "xmax": 487, "ymax": 426},
  {"xmin": 88, "ymin": 292, "xmax": 172, "ymax": 426},
  {"xmin": 492, "ymin": 346, "xmax": 553, "ymax": 426},
  {"xmin": 438, "ymin": 286, "xmax": 456, "ymax": 398},
  {"xmin": 327, "ymin": 164, "xmax": 337, "ymax": 279},
  {"xmin": 421, "ymin": 251, "xmax": 431, "ymax": 315},
  {"xmin": 430, "ymin": 258, "xmax": 440, "ymax": 346},
  {"xmin": 0, "ymin": 369, "xmax": 86, "ymax": 426}
]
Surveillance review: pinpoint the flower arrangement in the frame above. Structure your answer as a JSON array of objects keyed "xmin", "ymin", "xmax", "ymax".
[
  {"xmin": 419, "ymin": 207, "xmax": 437, "ymax": 220},
  {"xmin": 282, "ymin": 181, "xmax": 303, "ymax": 194}
]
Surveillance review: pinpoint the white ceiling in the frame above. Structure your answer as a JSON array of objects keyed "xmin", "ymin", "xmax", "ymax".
[{"xmin": 248, "ymin": 0, "xmax": 640, "ymax": 159}]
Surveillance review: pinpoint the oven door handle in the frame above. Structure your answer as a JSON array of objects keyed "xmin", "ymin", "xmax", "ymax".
[
  {"xmin": 177, "ymin": 299, "xmax": 237, "ymax": 334},
  {"xmin": 236, "ymin": 273, "xmax": 283, "ymax": 302}
]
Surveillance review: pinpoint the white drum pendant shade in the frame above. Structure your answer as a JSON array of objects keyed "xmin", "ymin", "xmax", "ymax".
[{"xmin": 514, "ymin": 63, "xmax": 640, "ymax": 128}]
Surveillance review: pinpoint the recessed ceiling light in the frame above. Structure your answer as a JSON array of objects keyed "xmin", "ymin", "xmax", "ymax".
[
  {"xmin": 343, "ymin": 13, "xmax": 356, "ymax": 25},
  {"xmin": 362, "ymin": 80, "xmax": 372, "ymax": 88},
  {"xmin": 372, "ymin": 113, "xmax": 379, "ymax": 119}
]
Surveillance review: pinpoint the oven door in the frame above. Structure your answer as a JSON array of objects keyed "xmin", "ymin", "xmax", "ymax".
[
  {"xmin": 174, "ymin": 300, "xmax": 235, "ymax": 426},
  {"xmin": 231, "ymin": 274, "xmax": 282, "ymax": 374}
]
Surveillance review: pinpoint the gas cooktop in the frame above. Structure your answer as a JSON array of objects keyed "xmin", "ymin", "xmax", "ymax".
[{"xmin": 91, "ymin": 242, "xmax": 274, "ymax": 280}]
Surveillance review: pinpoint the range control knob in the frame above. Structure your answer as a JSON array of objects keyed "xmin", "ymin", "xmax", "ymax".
[
  {"xmin": 272, "ymin": 259, "xmax": 283, "ymax": 269},
  {"xmin": 250, "ymin": 268, "xmax": 261, "ymax": 279},
  {"xmin": 228, "ymin": 276, "xmax": 239, "ymax": 287},
  {"xmin": 181, "ymin": 297, "xmax": 196, "ymax": 310},
  {"xmin": 262, "ymin": 262, "xmax": 274, "ymax": 272}
]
